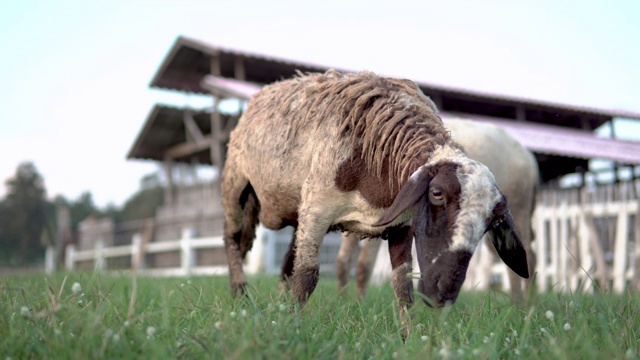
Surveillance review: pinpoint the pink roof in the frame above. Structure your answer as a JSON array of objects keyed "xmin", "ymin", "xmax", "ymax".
[{"xmin": 441, "ymin": 113, "xmax": 640, "ymax": 164}]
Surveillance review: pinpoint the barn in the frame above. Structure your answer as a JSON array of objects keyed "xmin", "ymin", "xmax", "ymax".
[{"xmin": 73, "ymin": 36, "xmax": 640, "ymax": 292}]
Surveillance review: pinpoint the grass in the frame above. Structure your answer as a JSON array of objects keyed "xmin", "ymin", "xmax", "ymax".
[{"xmin": 1, "ymin": 272, "xmax": 639, "ymax": 359}]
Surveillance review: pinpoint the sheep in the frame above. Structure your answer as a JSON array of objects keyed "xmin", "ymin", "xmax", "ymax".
[
  {"xmin": 221, "ymin": 70, "xmax": 529, "ymax": 331},
  {"xmin": 329, "ymin": 118, "xmax": 538, "ymax": 301}
]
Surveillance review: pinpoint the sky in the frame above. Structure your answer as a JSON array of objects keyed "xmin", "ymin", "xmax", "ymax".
[{"xmin": 1, "ymin": 1, "xmax": 639, "ymax": 207}]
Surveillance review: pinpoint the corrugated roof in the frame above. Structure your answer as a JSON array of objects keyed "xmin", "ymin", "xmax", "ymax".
[
  {"xmin": 127, "ymin": 104, "xmax": 213, "ymax": 163},
  {"xmin": 150, "ymin": 35, "xmax": 640, "ymax": 121},
  {"xmin": 139, "ymin": 76, "xmax": 640, "ymax": 165},
  {"xmin": 441, "ymin": 113, "xmax": 640, "ymax": 165},
  {"xmin": 200, "ymin": 75, "xmax": 260, "ymax": 100}
]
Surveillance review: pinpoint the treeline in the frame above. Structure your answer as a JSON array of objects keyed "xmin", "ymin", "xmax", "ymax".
[{"xmin": 0, "ymin": 162, "xmax": 163, "ymax": 266}]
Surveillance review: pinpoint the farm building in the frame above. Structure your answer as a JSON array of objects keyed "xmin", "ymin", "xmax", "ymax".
[{"xmin": 71, "ymin": 36, "xmax": 640, "ymax": 292}]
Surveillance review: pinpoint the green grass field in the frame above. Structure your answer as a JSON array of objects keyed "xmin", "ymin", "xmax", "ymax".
[{"xmin": 1, "ymin": 272, "xmax": 638, "ymax": 359}]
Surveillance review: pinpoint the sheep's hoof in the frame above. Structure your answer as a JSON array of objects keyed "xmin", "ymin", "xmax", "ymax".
[{"xmin": 231, "ymin": 282, "xmax": 248, "ymax": 297}]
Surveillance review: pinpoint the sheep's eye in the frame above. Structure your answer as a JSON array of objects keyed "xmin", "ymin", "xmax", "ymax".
[
  {"xmin": 429, "ymin": 188, "xmax": 445, "ymax": 205},
  {"xmin": 431, "ymin": 189, "xmax": 443, "ymax": 199}
]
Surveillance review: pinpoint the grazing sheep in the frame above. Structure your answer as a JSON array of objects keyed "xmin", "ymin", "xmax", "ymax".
[
  {"xmin": 222, "ymin": 70, "xmax": 529, "ymax": 330},
  {"xmin": 331, "ymin": 118, "xmax": 538, "ymax": 301}
]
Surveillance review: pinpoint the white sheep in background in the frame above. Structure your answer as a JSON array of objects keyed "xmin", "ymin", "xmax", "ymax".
[{"xmin": 221, "ymin": 70, "xmax": 528, "ymax": 333}]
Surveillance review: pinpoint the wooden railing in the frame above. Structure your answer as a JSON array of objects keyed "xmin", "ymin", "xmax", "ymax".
[{"xmin": 63, "ymin": 228, "xmax": 228, "ymax": 277}]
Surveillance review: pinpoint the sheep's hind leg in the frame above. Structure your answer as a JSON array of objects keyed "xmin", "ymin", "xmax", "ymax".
[
  {"xmin": 387, "ymin": 226, "xmax": 414, "ymax": 338},
  {"xmin": 279, "ymin": 232, "xmax": 296, "ymax": 295},
  {"xmin": 222, "ymin": 179, "xmax": 258, "ymax": 297},
  {"xmin": 336, "ymin": 232, "xmax": 359, "ymax": 295},
  {"xmin": 355, "ymin": 237, "xmax": 382, "ymax": 299}
]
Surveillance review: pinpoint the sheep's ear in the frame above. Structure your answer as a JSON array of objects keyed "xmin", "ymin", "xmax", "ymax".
[
  {"xmin": 486, "ymin": 210, "xmax": 529, "ymax": 278},
  {"xmin": 373, "ymin": 165, "xmax": 431, "ymax": 227}
]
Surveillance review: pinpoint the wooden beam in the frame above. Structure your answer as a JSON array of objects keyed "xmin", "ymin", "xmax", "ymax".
[
  {"xmin": 234, "ymin": 57, "xmax": 246, "ymax": 80},
  {"xmin": 183, "ymin": 111, "xmax": 205, "ymax": 143},
  {"xmin": 516, "ymin": 106, "xmax": 526, "ymax": 121},
  {"xmin": 210, "ymin": 53, "xmax": 221, "ymax": 77},
  {"xmin": 165, "ymin": 135, "xmax": 212, "ymax": 159},
  {"xmin": 164, "ymin": 158, "xmax": 174, "ymax": 206},
  {"xmin": 210, "ymin": 97, "xmax": 225, "ymax": 171}
]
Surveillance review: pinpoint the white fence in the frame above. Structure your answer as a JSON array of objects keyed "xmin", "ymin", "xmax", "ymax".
[
  {"xmin": 63, "ymin": 228, "xmax": 228, "ymax": 277},
  {"xmin": 57, "ymin": 183, "xmax": 640, "ymax": 293}
]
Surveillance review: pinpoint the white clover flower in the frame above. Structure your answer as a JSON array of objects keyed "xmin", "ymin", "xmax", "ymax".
[
  {"xmin": 113, "ymin": 333, "xmax": 121, "ymax": 342},
  {"xmin": 515, "ymin": 348, "xmax": 521, "ymax": 356},
  {"xmin": 229, "ymin": 311, "xmax": 237, "ymax": 318},
  {"xmin": 240, "ymin": 309, "xmax": 247, "ymax": 317},
  {"xmin": 20, "ymin": 306, "xmax": 31, "ymax": 318},
  {"xmin": 146, "ymin": 326, "xmax": 156, "ymax": 339},
  {"xmin": 279, "ymin": 303, "xmax": 287, "ymax": 312},
  {"xmin": 512, "ymin": 329, "xmax": 518, "ymax": 337},
  {"xmin": 215, "ymin": 321, "xmax": 224, "ymax": 330},
  {"xmin": 104, "ymin": 329, "xmax": 114, "ymax": 338},
  {"xmin": 416, "ymin": 323, "xmax": 425, "ymax": 331},
  {"xmin": 438, "ymin": 348, "xmax": 452, "ymax": 359},
  {"xmin": 187, "ymin": 280, "xmax": 192, "ymax": 285},
  {"xmin": 71, "ymin": 282, "xmax": 82, "ymax": 295},
  {"xmin": 54, "ymin": 329, "xmax": 62, "ymax": 336},
  {"xmin": 392, "ymin": 351, "xmax": 399, "ymax": 359},
  {"xmin": 545, "ymin": 310, "xmax": 555, "ymax": 320},
  {"xmin": 180, "ymin": 283, "xmax": 185, "ymax": 288},
  {"xmin": 472, "ymin": 349, "xmax": 481, "ymax": 356},
  {"xmin": 124, "ymin": 321, "xmax": 130, "ymax": 328},
  {"xmin": 271, "ymin": 321, "xmax": 276, "ymax": 326},
  {"xmin": 490, "ymin": 332, "xmax": 494, "ymax": 337},
  {"xmin": 77, "ymin": 299, "xmax": 83, "ymax": 305},
  {"xmin": 563, "ymin": 323, "xmax": 571, "ymax": 331},
  {"xmin": 483, "ymin": 336, "xmax": 489, "ymax": 344},
  {"xmin": 421, "ymin": 335, "xmax": 429, "ymax": 341}
]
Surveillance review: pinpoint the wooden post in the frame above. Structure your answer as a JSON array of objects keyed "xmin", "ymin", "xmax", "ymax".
[
  {"xmin": 534, "ymin": 199, "xmax": 548, "ymax": 292},
  {"xmin": 65, "ymin": 244, "xmax": 76, "ymax": 271},
  {"xmin": 164, "ymin": 158, "xmax": 174, "ymax": 207},
  {"xmin": 245, "ymin": 224, "xmax": 265, "ymax": 274},
  {"xmin": 131, "ymin": 233, "xmax": 143, "ymax": 273},
  {"xmin": 45, "ymin": 245, "xmax": 55, "ymax": 274},
  {"xmin": 634, "ymin": 193, "xmax": 640, "ymax": 290},
  {"xmin": 234, "ymin": 57, "xmax": 246, "ymax": 80},
  {"xmin": 94, "ymin": 239, "xmax": 105, "ymax": 272},
  {"xmin": 612, "ymin": 187, "xmax": 629, "ymax": 293},
  {"xmin": 180, "ymin": 228, "xmax": 195, "ymax": 275}
]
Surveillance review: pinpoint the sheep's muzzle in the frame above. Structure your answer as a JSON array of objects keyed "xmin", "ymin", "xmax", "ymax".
[{"xmin": 417, "ymin": 250, "xmax": 473, "ymax": 308}]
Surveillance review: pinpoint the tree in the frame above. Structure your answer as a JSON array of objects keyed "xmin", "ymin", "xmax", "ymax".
[
  {"xmin": 117, "ymin": 186, "xmax": 164, "ymax": 223},
  {"xmin": 0, "ymin": 162, "xmax": 52, "ymax": 265}
]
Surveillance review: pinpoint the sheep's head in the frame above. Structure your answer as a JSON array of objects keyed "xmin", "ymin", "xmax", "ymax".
[{"xmin": 373, "ymin": 155, "xmax": 529, "ymax": 308}]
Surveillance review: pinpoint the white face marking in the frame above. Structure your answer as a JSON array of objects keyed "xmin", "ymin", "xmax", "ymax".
[{"xmin": 449, "ymin": 158, "xmax": 502, "ymax": 252}]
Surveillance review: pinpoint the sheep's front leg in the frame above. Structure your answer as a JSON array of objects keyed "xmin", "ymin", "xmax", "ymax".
[
  {"xmin": 290, "ymin": 205, "xmax": 332, "ymax": 308},
  {"xmin": 387, "ymin": 226, "xmax": 414, "ymax": 337}
]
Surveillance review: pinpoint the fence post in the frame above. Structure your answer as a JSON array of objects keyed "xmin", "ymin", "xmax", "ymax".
[
  {"xmin": 131, "ymin": 233, "xmax": 144, "ymax": 273},
  {"xmin": 94, "ymin": 239, "xmax": 105, "ymax": 272},
  {"xmin": 181, "ymin": 228, "xmax": 195, "ymax": 276},
  {"xmin": 45, "ymin": 245, "xmax": 56, "ymax": 274},
  {"xmin": 246, "ymin": 224, "xmax": 265, "ymax": 274},
  {"xmin": 534, "ymin": 207, "xmax": 548, "ymax": 292},
  {"xmin": 65, "ymin": 244, "xmax": 76, "ymax": 271},
  {"xmin": 613, "ymin": 203, "xmax": 629, "ymax": 293}
]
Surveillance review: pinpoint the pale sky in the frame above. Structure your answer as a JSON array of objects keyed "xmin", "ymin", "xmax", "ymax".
[{"xmin": 1, "ymin": 0, "xmax": 639, "ymax": 207}]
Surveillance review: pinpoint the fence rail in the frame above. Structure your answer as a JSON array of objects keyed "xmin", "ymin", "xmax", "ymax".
[{"xmin": 63, "ymin": 228, "xmax": 227, "ymax": 277}]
